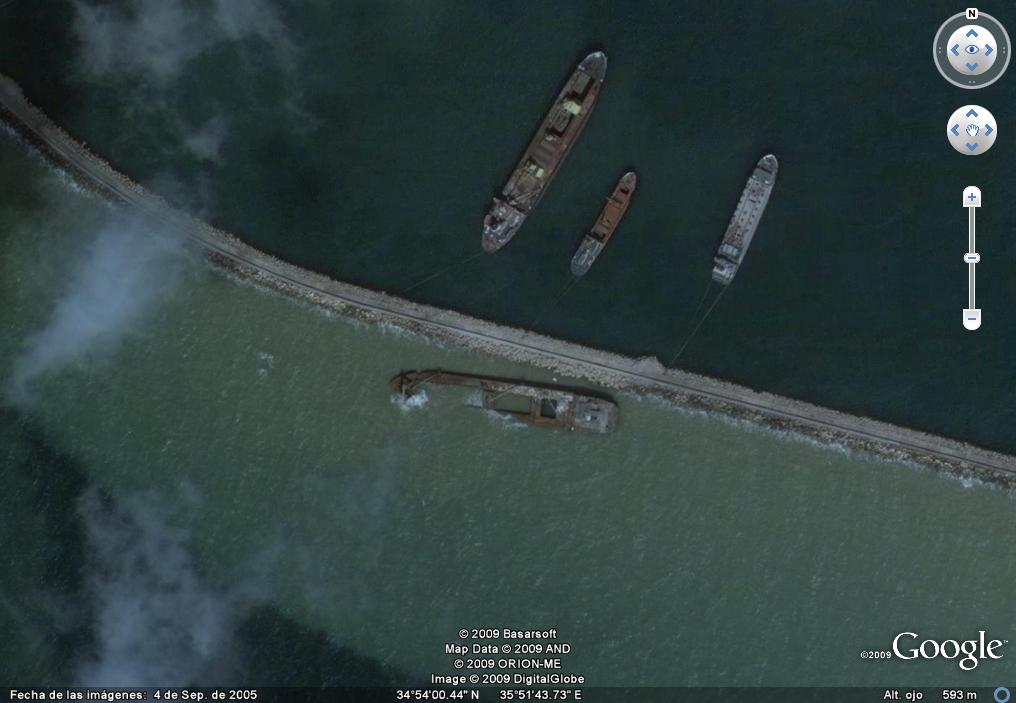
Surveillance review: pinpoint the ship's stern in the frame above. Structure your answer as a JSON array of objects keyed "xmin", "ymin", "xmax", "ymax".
[
  {"xmin": 482, "ymin": 198, "xmax": 525, "ymax": 252},
  {"xmin": 711, "ymin": 258, "xmax": 735, "ymax": 285},
  {"xmin": 570, "ymin": 237, "xmax": 602, "ymax": 277},
  {"xmin": 570, "ymin": 398, "xmax": 618, "ymax": 433}
]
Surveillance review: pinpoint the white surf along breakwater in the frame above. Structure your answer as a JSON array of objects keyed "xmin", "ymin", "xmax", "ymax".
[{"xmin": 2, "ymin": 73, "xmax": 1016, "ymax": 487}]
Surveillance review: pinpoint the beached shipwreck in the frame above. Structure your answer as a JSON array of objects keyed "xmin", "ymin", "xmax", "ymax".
[{"xmin": 391, "ymin": 370, "xmax": 618, "ymax": 434}]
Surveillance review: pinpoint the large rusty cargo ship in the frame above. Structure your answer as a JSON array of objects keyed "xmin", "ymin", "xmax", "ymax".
[
  {"xmin": 391, "ymin": 370, "xmax": 618, "ymax": 433},
  {"xmin": 711, "ymin": 154, "xmax": 778, "ymax": 285},
  {"xmin": 570, "ymin": 170, "xmax": 636, "ymax": 276},
  {"xmin": 482, "ymin": 51, "xmax": 607, "ymax": 253}
]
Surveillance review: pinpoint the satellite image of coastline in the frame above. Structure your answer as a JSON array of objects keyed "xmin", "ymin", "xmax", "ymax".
[{"xmin": 2, "ymin": 1, "xmax": 1016, "ymax": 699}]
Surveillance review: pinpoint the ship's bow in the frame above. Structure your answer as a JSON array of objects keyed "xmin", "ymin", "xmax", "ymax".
[{"xmin": 579, "ymin": 51, "xmax": 608, "ymax": 81}]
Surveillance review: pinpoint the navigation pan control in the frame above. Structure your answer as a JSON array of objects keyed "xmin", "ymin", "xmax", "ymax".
[
  {"xmin": 947, "ymin": 105, "xmax": 996, "ymax": 155},
  {"xmin": 934, "ymin": 11, "xmax": 1011, "ymax": 88}
]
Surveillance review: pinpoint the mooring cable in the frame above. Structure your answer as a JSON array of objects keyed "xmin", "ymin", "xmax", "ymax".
[
  {"xmin": 682, "ymin": 281, "xmax": 714, "ymax": 337},
  {"xmin": 669, "ymin": 286, "xmax": 727, "ymax": 366},
  {"xmin": 400, "ymin": 250, "xmax": 485, "ymax": 294},
  {"xmin": 527, "ymin": 276, "xmax": 579, "ymax": 331}
]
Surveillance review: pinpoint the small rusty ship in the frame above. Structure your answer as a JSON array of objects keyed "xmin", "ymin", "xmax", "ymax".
[
  {"xmin": 711, "ymin": 154, "xmax": 778, "ymax": 285},
  {"xmin": 570, "ymin": 170, "xmax": 636, "ymax": 276},
  {"xmin": 482, "ymin": 51, "xmax": 607, "ymax": 253},
  {"xmin": 391, "ymin": 370, "xmax": 618, "ymax": 433}
]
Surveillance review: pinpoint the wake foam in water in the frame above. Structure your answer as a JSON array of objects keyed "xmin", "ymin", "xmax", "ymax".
[
  {"xmin": 633, "ymin": 390, "xmax": 889, "ymax": 459},
  {"xmin": 0, "ymin": 121, "xmax": 100, "ymax": 199},
  {"xmin": 630, "ymin": 391, "xmax": 1011, "ymax": 491},
  {"xmin": 376, "ymin": 320, "xmax": 446, "ymax": 348},
  {"xmin": 482, "ymin": 408, "xmax": 528, "ymax": 431},
  {"xmin": 392, "ymin": 389, "xmax": 429, "ymax": 412},
  {"xmin": 255, "ymin": 351, "xmax": 276, "ymax": 379}
]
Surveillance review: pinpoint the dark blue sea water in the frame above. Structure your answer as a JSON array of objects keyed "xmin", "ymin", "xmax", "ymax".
[{"xmin": 4, "ymin": 0, "xmax": 1014, "ymax": 450}]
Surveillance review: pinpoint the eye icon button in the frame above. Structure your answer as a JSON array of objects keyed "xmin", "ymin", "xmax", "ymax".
[{"xmin": 934, "ymin": 13, "xmax": 1011, "ymax": 87}]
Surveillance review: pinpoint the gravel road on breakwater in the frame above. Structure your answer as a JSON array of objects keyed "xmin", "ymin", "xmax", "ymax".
[{"xmin": 3, "ymin": 73, "xmax": 1015, "ymax": 488}]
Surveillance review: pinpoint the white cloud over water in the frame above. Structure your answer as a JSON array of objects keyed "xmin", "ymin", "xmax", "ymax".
[
  {"xmin": 70, "ymin": 0, "xmax": 315, "ymax": 187},
  {"xmin": 72, "ymin": 0, "xmax": 294, "ymax": 84},
  {"xmin": 183, "ymin": 114, "xmax": 231, "ymax": 164},
  {"xmin": 7, "ymin": 212, "xmax": 189, "ymax": 401},
  {"xmin": 75, "ymin": 488, "xmax": 265, "ymax": 686}
]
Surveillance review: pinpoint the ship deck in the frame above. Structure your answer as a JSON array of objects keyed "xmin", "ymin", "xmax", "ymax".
[{"xmin": 5, "ymin": 75, "xmax": 1016, "ymax": 485}]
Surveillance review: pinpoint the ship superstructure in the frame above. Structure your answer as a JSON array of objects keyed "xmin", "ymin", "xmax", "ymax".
[
  {"xmin": 570, "ymin": 171, "xmax": 636, "ymax": 276},
  {"xmin": 711, "ymin": 154, "xmax": 778, "ymax": 285},
  {"xmin": 482, "ymin": 52, "xmax": 607, "ymax": 253},
  {"xmin": 391, "ymin": 370, "xmax": 618, "ymax": 433}
]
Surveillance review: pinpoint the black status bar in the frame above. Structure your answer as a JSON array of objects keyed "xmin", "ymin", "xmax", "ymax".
[{"xmin": 6, "ymin": 688, "xmax": 1015, "ymax": 703}]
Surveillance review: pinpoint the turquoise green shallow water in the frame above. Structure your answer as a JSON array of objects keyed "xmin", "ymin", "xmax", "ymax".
[{"xmin": 2, "ymin": 137, "xmax": 1016, "ymax": 686}]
